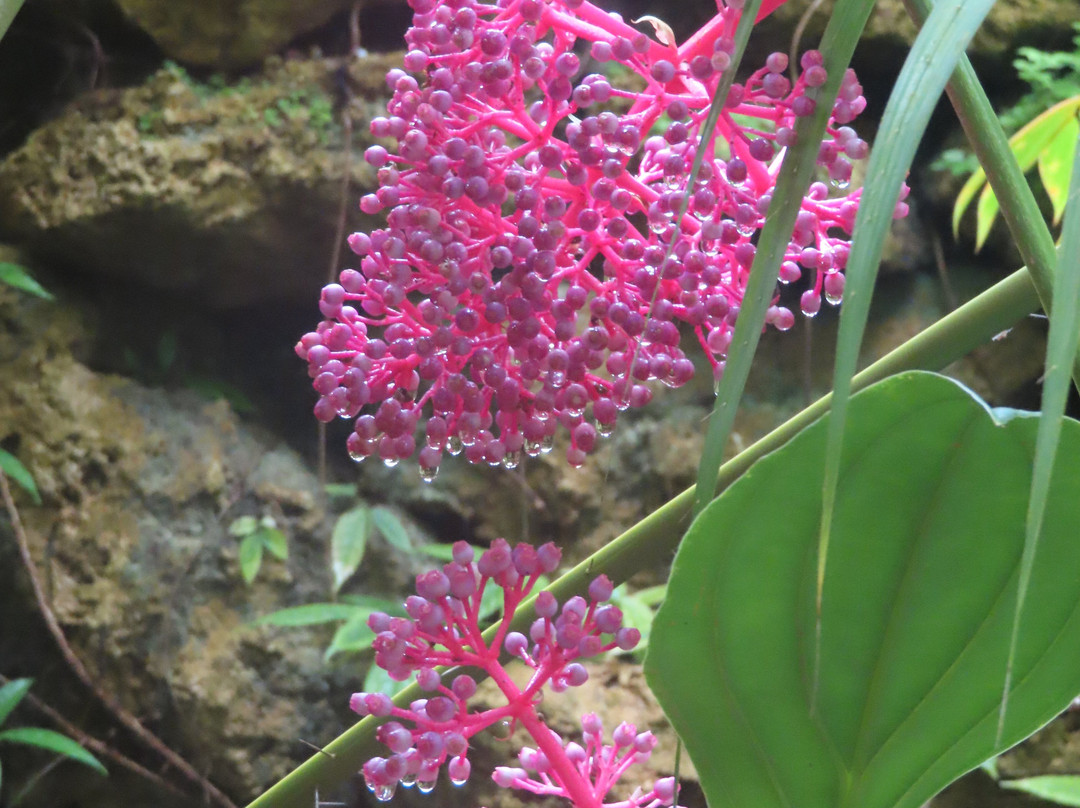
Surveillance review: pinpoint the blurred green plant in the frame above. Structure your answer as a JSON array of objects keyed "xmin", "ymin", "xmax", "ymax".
[
  {"xmin": 0, "ymin": 450, "xmax": 40, "ymax": 505},
  {"xmin": 0, "ymin": 678, "xmax": 106, "ymax": 804},
  {"xmin": 230, "ymin": 514, "xmax": 288, "ymax": 585},
  {"xmin": 0, "ymin": 263, "xmax": 53, "ymax": 301}
]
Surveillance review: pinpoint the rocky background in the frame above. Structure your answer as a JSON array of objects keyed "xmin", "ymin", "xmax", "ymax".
[{"xmin": 0, "ymin": 0, "xmax": 1076, "ymax": 806}]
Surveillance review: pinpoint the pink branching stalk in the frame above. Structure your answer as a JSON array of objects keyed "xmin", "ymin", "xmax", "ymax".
[
  {"xmin": 297, "ymin": 0, "xmax": 908, "ymax": 476},
  {"xmin": 349, "ymin": 540, "xmax": 669, "ymax": 808}
]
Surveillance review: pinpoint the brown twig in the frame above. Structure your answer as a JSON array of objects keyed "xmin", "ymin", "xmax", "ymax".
[
  {"xmin": 788, "ymin": 0, "xmax": 827, "ymax": 84},
  {"xmin": 0, "ymin": 672, "xmax": 186, "ymax": 800},
  {"xmin": 0, "ymin": 471, "xmax": 238, "ymax": 808}
]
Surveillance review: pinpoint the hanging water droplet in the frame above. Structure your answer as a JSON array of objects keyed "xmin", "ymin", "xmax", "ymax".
[
  {"xmin": 447, "ymin": 436, "xmax": 463, "ymax": 456},
  {"xmin": 540, "ymin": 435, "xmax": 554, "ymax": 454},
  {"xmin": 829, "ymin": 177, "xmax": 850, "ymax": 191},
  {"xmin": 825, "ymin": 291, "xmax": 843, "ymax": 305},
  {"xmin": 801, "ymin": 305, "xmax": 819, "ymax": 318},
  {"xmin": 417, "ymin": 779, "xmax": 437, "ymax": 794},
  {"xmin": 525, "ymin": 440, "xmax": 542, "ymax": 457},
  {"xmin": 736, "ymin": 223, "xmax": 755, "ymax": 237},
  {"xmin": 419, "ymin": 465, "xmax": 439, "ymax": 483},
  {"xmin": 450, "ymin": 774, "xmax": 468, "ymax": 787},
  {"xmin": 502, "ymin": 450, "xmax": 521, "ymax": 469},
  {"xmin": 374, "ymin": 783, "xmax": 397, "ymax": 802},
  {"xmin": 597, "ymin": 422, "xmax": 614, "ymax": 438},
  {"xmin": 383, "ymin": 457, "xmax": 399, "ymax": 468},
  {"xmin": 349, "ymin": 449, "xmax": 366, "ymax": 463},
  {"xmin": 400, "ymin": 773, "xmax": 418, "ymax": 788}
]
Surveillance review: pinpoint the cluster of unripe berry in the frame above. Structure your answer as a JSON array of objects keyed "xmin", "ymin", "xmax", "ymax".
[
  {"xmin": 296, "ymin": 0, "xmax": 890, "ymax": 476},
  {"xmin": 350, "ymin": 540, "xmax": 655, "ymax": 807}
]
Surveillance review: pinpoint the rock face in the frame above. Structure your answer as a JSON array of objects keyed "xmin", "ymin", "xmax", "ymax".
[
  {"xmin": 113, "ymin": 0, "xmax": 354, "ymax": 70},
  {"xmin": 0, "ymin": 53, "xmax": 399, "ymax": 308},
  {"xmin": 0, "ymin": 287, "xmax": 359, "ymax": 804}
]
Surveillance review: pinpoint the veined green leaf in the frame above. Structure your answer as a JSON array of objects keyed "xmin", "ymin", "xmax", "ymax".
[
  {"xmin": 239, "ymin": 534, "xmax": 263, "ymax": 585},
  {"xmin": 0, "ymin": 262, "xmax": 53, "ymax": 300},
  {"xmin": 372, "ymin": 506, "xmax": 410, "ymax": 552},
  {"xmin": 0, "ymin": 679, "xmax": 32, "ymax": 727},
  {"xmin": 1002, "ymin": 776, "xmax": 1080, "ymax": 806},
  {"xmin": 0, "ymin": 449, "xmax": 41, "ymax": 505},
  {"xmin": 0, "ymin": 727, "xmax": 106, "ymax": 775},
  {"xmin": 252, "ymin": 603, "xmax": 360, "ymax": 627},
  {"xmin": 338, "ymin": 594, "xmax": 404, "ymax": 613},
  {"xmin": 648, "ymin": 371, "xmax": 1080, "ymax": 808},
  {"xmin": 331, "ymin": 505, "xmax": 371, "ymax": 593}
]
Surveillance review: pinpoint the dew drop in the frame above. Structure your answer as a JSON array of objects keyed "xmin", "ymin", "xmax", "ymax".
[
  {"xmin": 829, "ymin": 178, "xmax": 850, "ymax": 191},
  {"xmin": 736, "ymin": 223, "xmax": 755, "ymax": 237},
  {"xmin": 540, "ymin": 435, "xmax": 554, "ymax": 454},
  {"xmin": 419, "ymin": 465, "xmax": 439, "ymax": 483},
  {"xmin": 417, "ymin": 779, "xmax": 437, "ymax": 794},
  {"xmin": 597, "ymin": 422, "xmax": 614, "ymax": 437},
  {"xmin": 374, "ymin": 783, "xmax": 397, "ymax": 802},
  {"xmin": 447, "ymin": 436, "xmax": 463, "ymax": 455},
  {"xmin": 502, "ymin": 450, "xmax": 521, "ymax": 469},
  {"xmin": 825, "ymin": 291, "xmax": 843, "ymax": 305},
  {"xmin": 801, "ymin": 306, "xmax": 819, "ymax": 318},
  {"xmin": 525, "ymin": 440, "xmax": 542, "ymax": 457},
  {"xmin": 401, "ymin": 773, "xmax": 418, "ymax": 788},
  {"xmin": 349, "ymin": 449, "xmax": 367, "ymax": 463},
  {"xmin": 383, "ymin": 457, "xmax": 400, "ymax": 468}
]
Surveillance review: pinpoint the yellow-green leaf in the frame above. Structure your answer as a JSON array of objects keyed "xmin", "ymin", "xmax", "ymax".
[
  {"xmin": 954, "ymin": 95, "xmax": 1080, "ymax": 240},
  {"xmin": 1038, "ymin": 114, "xmax": 1079, "ymax": 225},
  {"xmin": 259, "ymin": 527, "xmax": 288, "ymax": 561},
  {"xmin": 975, "ymin": 180, "xmax": 1001, "ymax": 251},
  {"xmin": 0, "ymin": 727, "xmax": 106, "ymax": 775},
  {"xmin": 1002, "ymin": 776, "xmax": 1080, "ymax": 806}
]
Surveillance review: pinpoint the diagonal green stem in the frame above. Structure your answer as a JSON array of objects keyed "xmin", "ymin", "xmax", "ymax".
[{"xmin": 247, "ymin": 263, "xmax": 1040, "ymax": 808}]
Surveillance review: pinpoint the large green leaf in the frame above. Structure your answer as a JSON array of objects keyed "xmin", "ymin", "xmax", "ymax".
[
  {"xmin": 0, "ymin": 727, "xmax": 106, "ymax": 775},
  {"xmin": 647, "ymin": 371, "xmax": 1080, "ymax": 808}
]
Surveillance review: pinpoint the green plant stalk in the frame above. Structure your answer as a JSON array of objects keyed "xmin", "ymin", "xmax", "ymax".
[
  {"xmin": 693, "ymin": 0, "xmax": 877, "ymax": 519},
  {"xmin": 0, "ymin": 0, "xmax": 24, "ymax": 44},
  {"xmin": 246, "ymin": 264, "xmax": 1039, "ymax": 808},
  {"xmin": 902, "ymin": 0, "xmax": 1080, "ymax": 389},
  {"xmin": 999, "ymin": 132, "xmax": 1080, "ymax": 742}
]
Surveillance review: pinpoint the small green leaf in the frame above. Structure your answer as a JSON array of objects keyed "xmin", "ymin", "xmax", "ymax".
[
  {"xmin": 228, "ymin": 515, "xmax": 258, "ymax": 537},
  {"xmin": 258, "ymin": 527, "xmax": 288, "ymax": 561},
  {"xmin": 324, "ymin": 612, "xmax": 376, "ymax": 660},
  {"xmin": 372, "ymin": 506, "xmax": 411, "ymax": 552},
  {"xmin": 0, "ymin": 263, "xmax": 53, "ymax": 300},
  {"xmin": 0, "ymin": 727, "xmax": 106, "ymax": 775},
  {"xmin": 323, "ymin": 483, "xmax": 356, "ymax": 499},
  {"xmin": 418, "ymin": 543, "xmax": 456, "ymax": 561},
  {"xmin": 0, "ymin": 449, "xmax": 41, "ymax": 506},
  {"xmin": 1038, "ymin": 114, "xmax": 1078, "ymax": 225},
  {"xmin": 239, "ymin": 534, "xmax": 264, "ymax": 584},
  {"xmin": 253, "ymin": 603, "xmax": 360, "ymax": 627},
  {"xmin": 332, "ymin": 505, "xmax": 372, "ymax": 593},
  {"xmin": 1002, "ymin": 776, "xmax": 1080, "ymax": 806},
  {"xmin": 0, "ymin": 678, "xmax": 32, "ymax": 727},
  {"xmin": 362, "ymin": 663, "xmax": 410, "ymax": 697},
  {"xmin": 974, "ymin": 181, "xmax": 1002, "ymax": 251},
  {"xmin": 338, "ymin": 594, "xmax": 405, "ymax": 613}
]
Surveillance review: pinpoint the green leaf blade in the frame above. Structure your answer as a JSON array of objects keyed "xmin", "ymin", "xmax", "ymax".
[
  {"xmin": 252, "ymin": 603, "xmax": 360, "ymax": 627},
  {"xmin": 0, "ymin": 679, "xmax": 32, "ymax": 727},
  {"xmin": 0, "ymin": 450, "xmax": 41, "ymax": 505},
  {"xmin": 331, "ymin": 505, "xmax": 372, "ymax": 593},
  {"xmin": 0, "ymin": 263, "xmax": 53, "ymax": 300},
  {"xmin": 372, "ymin": 506, "xmax": 411, "ymax": 552},
  {"xmin": 239, "ymin": 534, "xmax": 264, "ymax": 585},
  {"xmin": 0, "ymin": 727, "xmax": 106, "ymax": 775},
  {"xmin": 1002, "ymin": 776, "xmax": 1080, "ymax": 806},
  {"xmin": 1038, "ymin": 111, "xmax": 1078, "ymax": 225},
  {"xmin": 647, "ymin": 372, "xmax": 1080, "ymax": 808}
]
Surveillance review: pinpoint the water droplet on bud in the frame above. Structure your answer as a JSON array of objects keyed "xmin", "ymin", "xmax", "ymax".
[
  {"xmin": 349, "ymin": 449, "xmax": 366, "ymax": 463},
  {"xmin": 540, "ymin": 435, "xmax": 554, "ymax": 454},
  {"xmin": 597, "ymin": 422, "xmax": 614, "ymax": 437},
  {"xmin": 383, "ymin": 457, "xmax": 399, "ymax": 468},
  {"xmin": 417, "ymin": 779, "xmax": 437, "ymax": 794},
  {"xmin": 525, "ymin": 440, "xmax": 542, "ymax": 457},
  {"xmin": 825, "ymin": 291, "xmax": 843, "ymax": 305},
  {"xmin": 374, "ymin": 783, "xmax": 397, "ymax": 802},
  {"xmin": 447, "ymin": 436, "xmax": 463, "ymax": 455},
  {"xmin": 401, "ymin": 773, "xmax": 418, "ymax": 788},
  {"xmin": 419, "ymin": 465, "xmax": 439, "ymax": 483},
  {"xmin": 502, "ymin": 450, "xmax": 521, "ymax": 469},
  {"xmin": 450, "ymin": 774, "xmax": 468, "ymax": 787}
]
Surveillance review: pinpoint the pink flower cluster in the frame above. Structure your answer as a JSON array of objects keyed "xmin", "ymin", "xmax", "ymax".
[
  {"xmin": 297, "ymin": 0, "xmax": 897, "ymax": 476},
  {"xmin": 349, "ymin": 540, "xmax": 667, "ymax": 808}
]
